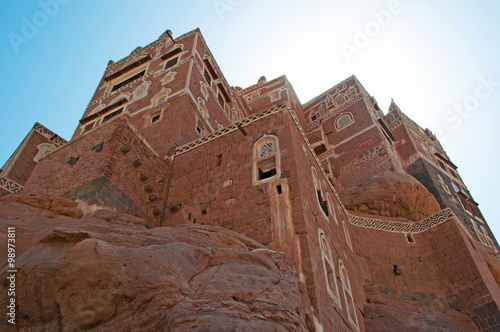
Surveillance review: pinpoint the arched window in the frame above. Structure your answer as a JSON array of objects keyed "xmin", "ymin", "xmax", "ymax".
[
  {"xmin": 339, "ymin": 261, "xmax": 359, "ymax": 329},
  {"xmin": 318, "ymin": 229, "xmax": 341, "ymax": 307},
  {"xmin": 336, "ymin": 113, "xmax": 354, "ymax": 131},
  {"xmin": 253, "ymin": 136, "xmax": 280, "ymax": 183},
  {"xmin": 153, "ymin": 90, "xmax": 170, "ymax": 107},
  {"xmin": 312, "ymin": 167, "xmax": 328, "ymax": 217}
]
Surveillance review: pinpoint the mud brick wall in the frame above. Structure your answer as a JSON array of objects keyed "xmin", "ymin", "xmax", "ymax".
[
  {"xmin": 408, "ymin": 158, "xmax": 498, "ymax": 249},
  {"xmin": 166, "ymin": 109, "xmax": 365, "ymax": 332},
  {"xmin": 2, "ymin": 130, "xmax": 56, "ymax": 186},
  {"xmin": 321, "ymin": 99, "xmax": 395, "ymax": 189},
  {"xmin": 25, "ymin": 116, "xmax": 171, "ymax": 224},
  {"xmin": 351, "ymin": 216, "xmax": 500, "ymax": 331}
]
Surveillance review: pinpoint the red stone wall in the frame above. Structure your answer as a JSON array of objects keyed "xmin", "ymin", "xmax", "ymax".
[
  {"xmin": 25, "ymin": 116, "xmax": 171, "ymax": 224},
  {"xmin": 351, "ymin": 216, "xmax": 500, "ymax": 330},
  {"xmin": 2, "ymin": 130, "xmax": 55, "ymax": 186},
  {"xmin": 166, "ymin": 109, "xmax": 365, "ymax": 331}
]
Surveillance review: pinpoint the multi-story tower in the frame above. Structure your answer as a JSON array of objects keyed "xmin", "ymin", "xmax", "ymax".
[{"xmin": 2, "ymin": 28, "xmax": 500, "ymax": 331}]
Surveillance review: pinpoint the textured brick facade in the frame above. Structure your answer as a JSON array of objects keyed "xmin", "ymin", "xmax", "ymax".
[{"xmin": 3, "ymin": 28, "xmax": 500, "ymax": 331}]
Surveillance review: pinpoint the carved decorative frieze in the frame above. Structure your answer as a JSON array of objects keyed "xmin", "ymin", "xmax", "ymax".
[{"xmin": 0, "ymin": 176, "xmax": 23, "ymax": 193}]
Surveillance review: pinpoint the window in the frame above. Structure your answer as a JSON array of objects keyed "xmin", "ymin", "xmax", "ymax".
[
  {"xmin": 253, "ymin": 136, "xmax": 280, "ymax": 183},
  {"xmin": 479, "ymin": 225, "xmax": 494, "ymax": 247},
  {"xmin": 101, "ymin": 108, "xmax": 123, "ymax": 123},
  {"xmin": 318, "ymin": 229, "xmax": 341, "ymax": 307},
  {"xmin": 161, "ymin": 47, "xmax": 182, "ymax": 69},
  {"xmin": 150, "ymin": 113, "xmax": 160, "ymax": 124},
  {"xmin": 311, "ymin": 113, "xmax": 317, "ymax": 121},
  {"xmin": 112, "ymin": 71, "xmax": 145, "ymax": 92},
  {"xmin": 161, "ymin": 47, "xmax": 182, "ymax": 61},
  {"xmin": 336, "ymin": 113, "xmax": 354, "ymax": 131},
  {"xmin": 217, "ymin": 92, "xmax": 225, "ymax": 108},
  {"xmin": 81, "ymin": 122, "xmax": 95, "ymax": 135},
  {"xmin": 203, "ymin": 69, "xmax": 212, "ymax": 85},
  {"xmin": 217, "ymin": 83, "xmax": 230, "ymax": 108},
  {"xmin": 195, "ymin": 116, "xmax": 207, "ymax": 136},
  {"xmin": 105, "ymin": 55, "xmax": 150, "ymax": 90},
  {"xmin": 164, "ymin": 57, "xmax": 179, "ymax": 69},
  {"xmin": 312, "ymin": 167, "xmax": 329, "ymax": 217},
  {"xmin": 437, "ymin": 174, "xmax": 450, "ymax": 194},
  {"xmin": 448, "ymin": 167, "xmax": 458, "ymax": 179},
  {"xmin": 340, "ymin": 261, "xmax": 359, "ymax": 329},
  {"xmin": 437, "ymin": 159, "xmax": 447, "ymax": 171},
  {"xmin": 270, "ymin": 91, "xmax": 280, "ymax": 102},
  {"xmin": 203, "ymin": 58, "xmax": 218, "ymax": 81}
]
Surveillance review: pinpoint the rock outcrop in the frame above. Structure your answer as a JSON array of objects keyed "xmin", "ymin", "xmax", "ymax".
[
  {"xmin": 363, "ymin": 285, "xmax": 478, "ymax": 331},
  {"xmin": 339, "ymin": 171, "xmax": 441, "ymax": 221},
  {"xmin": 0, "ymin": 193, "xmax": 313, "ymax": 331}
]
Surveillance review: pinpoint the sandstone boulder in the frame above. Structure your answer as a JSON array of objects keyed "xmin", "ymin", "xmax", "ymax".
[
  {"xmin": 339, "ymin": 171, "xmax": 441, "ymax": 221},
  {"xmin": 0, "ymin": 195, "xmax": 313, "ymax": 331}
]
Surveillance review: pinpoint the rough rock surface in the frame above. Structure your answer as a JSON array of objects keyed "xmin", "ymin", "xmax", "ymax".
[
  {"xmin": 0, "ymin": 193, "xmax": 313, "ymax": 331},
  {"xmin": 339, "ymin": 171, "xmax": 441, "ymax": 221},
  {"xmin": 364, "ymin": 286, "xmax": 478, "ymax": 331}
]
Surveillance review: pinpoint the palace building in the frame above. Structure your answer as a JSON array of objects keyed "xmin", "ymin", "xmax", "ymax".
[{"xmin": 2, "ymin": 28, "xmax": 499, "ymax": 331}]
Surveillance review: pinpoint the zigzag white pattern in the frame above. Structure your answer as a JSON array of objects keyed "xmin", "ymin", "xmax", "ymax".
[
  {"xmin": 347, "ymin": 208, "xmax": 491, "ymax": 247},
  {"xmin": 0, "ymin": 176, "xmax": 23, "ymax": 193}
]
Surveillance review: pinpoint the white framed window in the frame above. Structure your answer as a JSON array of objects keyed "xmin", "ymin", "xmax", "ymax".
[
  {"xmin": 195, "ymin": 116, "xmax": 208, "ymax": 136},
  {"xmin": 312, "ymin": 167, "xmax": 329, "ymax": 218},
  {"xmin": 339, "ymin": 261, "xmax": 359, "ymax": 330},
  {"xmin": 80, "ymin": 122, "xmax": 95, "ymax": 135},
  {"xmin": 270, "ymin": 90, "xmax": 281, "ymax": 102},
  {"xmin": 253, "ymin": 135, "xmax": 280, "ymax": 183},
  {"xmin": 107, "ymin": 60, "xmax": 149, "ymax": 93},
  {"xmin": 318, "ymin": 229, "xmax": 341, "ymax": 307},
  {"xmin": 437, "ymin": 174, "xmax": 450, "ymax": 194},
  {"xmin": 336, "ymin": 113, "xmax": 354, "ymax": 131}
]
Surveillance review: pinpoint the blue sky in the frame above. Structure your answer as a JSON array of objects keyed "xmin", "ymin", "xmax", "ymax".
[{"xmin": 1, "ymin": 0, "xmax": 499, "ymax": 239}]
